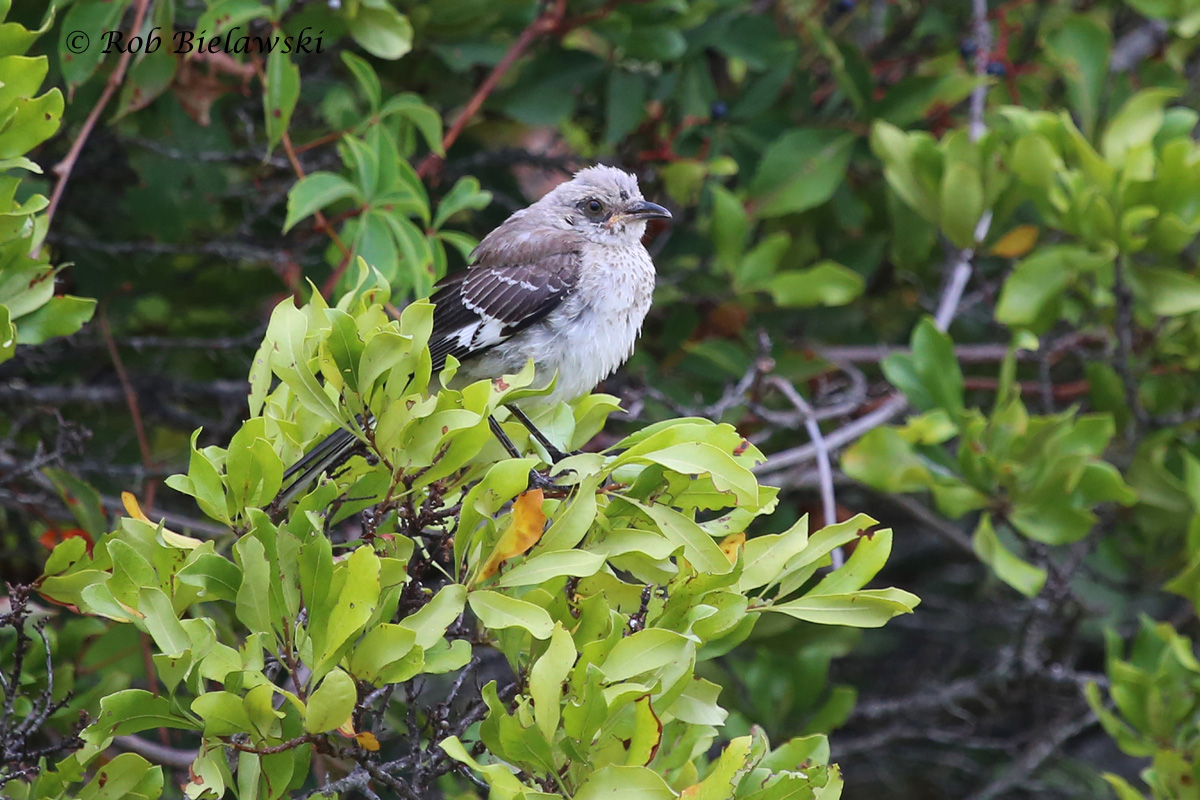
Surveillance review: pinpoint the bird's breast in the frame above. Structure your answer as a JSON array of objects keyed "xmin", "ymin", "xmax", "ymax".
[
  {"xmin": 455, "ymin": 244, "xmax": 656, "ymax": 405},
  {"xmin": 532, "ymin": 244, "xmax": 655, "ymax": 402}
]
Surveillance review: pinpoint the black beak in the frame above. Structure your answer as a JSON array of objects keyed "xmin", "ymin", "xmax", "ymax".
[{"xmin": 625, "ymin": 200, "xmax": 672, "ymax": 221}]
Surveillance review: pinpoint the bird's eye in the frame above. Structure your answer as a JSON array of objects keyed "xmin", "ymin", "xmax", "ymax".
[{"xmin": 584, "ymin": 199, "xmax": 604, "ymax": 217}]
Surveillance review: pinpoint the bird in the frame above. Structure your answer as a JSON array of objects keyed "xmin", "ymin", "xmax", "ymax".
[{"xmin": 274, "ymin": 165, "xmax": 672, "ymax": 507}]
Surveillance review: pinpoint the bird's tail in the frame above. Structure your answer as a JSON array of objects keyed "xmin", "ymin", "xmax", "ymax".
[{"xmin": 273, "ymin": 427, "xmax": 362, "ymax": 510}]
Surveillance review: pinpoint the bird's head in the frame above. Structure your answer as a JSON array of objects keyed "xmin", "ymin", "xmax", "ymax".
[{"xmin": 539, "ymin": 165, "xmax": 672, "ymax": 246}]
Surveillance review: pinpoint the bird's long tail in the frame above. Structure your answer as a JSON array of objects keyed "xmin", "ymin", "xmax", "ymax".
[{"xmin": 274, "ymin": 426, "xmax": 363, "ymax": 510}]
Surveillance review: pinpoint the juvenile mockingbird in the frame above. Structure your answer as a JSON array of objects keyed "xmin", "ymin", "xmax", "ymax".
[{"xmin": 276, "ymin": 165, "xmax": 671, "ymax": 505}]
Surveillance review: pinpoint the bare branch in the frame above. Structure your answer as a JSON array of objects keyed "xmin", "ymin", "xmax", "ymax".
[{"xmin": 757, "ymin": 0, "xmax": 994, "ymax": 481}]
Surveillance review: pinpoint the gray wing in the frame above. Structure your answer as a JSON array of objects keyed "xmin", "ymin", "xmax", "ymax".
[{"xmin": 427, "ymin": 224, "xmax": 581, "ymax": 369}]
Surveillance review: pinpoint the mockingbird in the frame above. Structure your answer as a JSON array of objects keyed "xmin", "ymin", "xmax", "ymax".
[{"xmin": 275, "ymin": 165, "xmax": 671, "ymax": 505}]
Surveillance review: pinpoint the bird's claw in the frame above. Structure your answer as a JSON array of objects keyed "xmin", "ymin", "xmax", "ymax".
[{"xmin": 527, "ymin": 467, "xmax": 575, "ymax": 494}]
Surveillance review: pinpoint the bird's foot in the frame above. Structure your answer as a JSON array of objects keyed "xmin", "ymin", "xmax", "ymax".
[
  {"xmin": 527, "ymin": 467, "xmax": 576, "ymax": 495},
  {"xmin": 541, "ymin": 444, "xmax": 573, "ymax": 464}
]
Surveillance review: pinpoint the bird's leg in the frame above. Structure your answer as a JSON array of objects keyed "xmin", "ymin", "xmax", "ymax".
[
  {"xmin": 505, "ymin": 405, "xmax": 571, "ymax": 463},
  {"xmin": 489, "ymin": 414, "xmax": 574, "ymax": 493},
  {"xmin": 488, "ymin": 416, "xmax": 523, "ymax": 459}
]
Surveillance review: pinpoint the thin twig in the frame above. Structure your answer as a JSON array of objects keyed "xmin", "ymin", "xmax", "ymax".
[
  {"xmin": 416, "ymin": 0, "xmax": 568, "ymax": 180},
  {"xmin": 1111, "ymin": 256, "xmax": 1144, "ymax": 435},
  {"xmin": 963, "ymin": 710, "xmax": 1098, "ymax": 800},
  {"xmin": 811, "ymin": 343, "xmax": 1024, "ymax": 364},
  {"xmin": 98, "ymin": 311, "xmax": 156, "ymax": 508},
  {"xmin": 38, "ymin": 0, "xmax": 153, "ymax": 254},
  {"xmin": 766, "ymin": 376, "xmax": 843, "ymax": 567},
  {"xmin": 757, "ymin": 0, "xmax": 994, "ymax": 481}
]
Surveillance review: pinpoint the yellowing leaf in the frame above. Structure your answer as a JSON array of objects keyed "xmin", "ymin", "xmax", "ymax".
[
  {"xmin": 336, "ymin": 717, "xmax": 381, "ymax": 750},
  {"xmin": 122, "ymin": 491, "xmax": 203, "ymax": 549},
  {"xmin": 476, "ymin": 489, "xmax": 547, "ymax": 583},
  {"xmin": 719, "ymin": 532, "xmax": 745, "ymax": 564},
  {"xmin": 624, "ymin": 696, "xmax": 662, "ymax": 766},
  {"xmin": 990, "ymin": 225, "xmax": 1039, "ymax": 258},
  {"xmin": 122, "ymin": 491, "xmax": 149, "ymax": 522}
]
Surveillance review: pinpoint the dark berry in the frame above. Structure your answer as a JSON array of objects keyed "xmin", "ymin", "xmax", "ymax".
[
  {"xmin": 986, "ymin": 61, "xmax": 1007, "ymax": 77},
  {"xmin": 959, "ymin": 39, "xmax": 978, "ymax": 59},
  {"xmin": 834, "ymin": 0, "xmax": 855, "ymax": 12},
  {"xmin": 710, "ymin": 101, "xmax": 728, "ymax": 120}
]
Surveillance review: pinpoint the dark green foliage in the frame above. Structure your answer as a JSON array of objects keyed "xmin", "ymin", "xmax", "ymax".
[{"xmin": 5, "ymin": 0, "xmax": 1200, "ymax": 798}]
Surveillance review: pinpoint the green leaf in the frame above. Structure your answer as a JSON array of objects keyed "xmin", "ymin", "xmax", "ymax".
[
  {"xmin": 165, "ymin": 430, "xmax": 230, "ymax": 524},
  {"xmin": 468, "ymin": 589, "xmax": 554, "ymax": 640},
  {"xmin": 304, "ymin": 668, "xmax": 357, "ymax": 733},
  {"xmin": 349, "ymin": 624, "xmax": 418, "ymax": 683},
  {"xmin": 710, "ymin": 184, "xmax": 748, "ymax": 274},
  {"xmin": 422, "ymin": 639, "xmax": 472, "ymax": 674},
  {"xmin": 1102, "ymin": 88, "xmax": 1177, "ymax": 168},
  {"xmin": 77, "ymin": 753, "xmax": 162, "ymax": 800},
  {"xmin": 192, "ymin": 691, "xmax": 256, "ymax": 737},
  {"xmin": 400, "ymin": 583, "xmax": 467, "ymax": 648},
  {"xmin": 810, "ymin": 530, "xmax": 894, "ymax": 595},
  {"xmin": 1044, "ymin": 15, "xmax": 1112, "ymax": 136},
  {"xmin": 495, "ymin": 550, "xmax": 606, "ymax": 587},
  {"xmin": 871, "ymin": 121, "xmax": 937, "ymax": 220},
  {"xmin": 751, "ymin": 129, "xmax": 856, "ymax": 217},
  {"xmin": 1009, "ymin": 498, "xmax": 1095, "ymax": 545},
  {"xmin": 841, "ymin": 428, "xmax": 930, "ymax": 493},
  {"xmin": 882, "ymin": 317, "xmax": 964, "ymax": 415},
  {"xmin": 440, "ymin": 736, "xmax": 526, "ymax": 795},
  {"xmin": 995, "ymin": 246, "xmax": 1112, "ymax": 328},
  {"xmin": 115, "ymin": 45, "xmax": 178, "ymax": 119},
  {"xmin": 264, "ymin": 300, "xmax": 342, "ymax": 421},
  {"xmin": 574, "ymin": 765, "xmax": 676, "ymax": 800},
  {"xmin": 1133, "ymin": 265, "xmax": 1200, "ymax": 316},
  {"xmin": 538, "ymin": 479, "xmax": 600, "ymax": 552},
  {"xmin": 196, "ymin": 0, "xmax": 272, "ymax": 37},
  {"xmin": 605, "ymin": 69, "xmax": 646, "ymax": 145},
  {"xmin": 283, "ymin": 172, "xmax": 360, "ymax": 233},
  {"xmin": 176, "ymin": 554, "xmax": 242, "ymax": 603},
  {"xmin": 600, "ymin": 629, "xmax": 693, "ymax": 683},
  {"xmin": 939, "ymin": 161, "xmax": 984, "ymax": 248},
  {"xmin": 138, "ymin": 587, "xmax": 190, "ymax": 657},
  {"xmin": 638, "ymin": 441, "xmax": 759, "ymax": 505},
  {"xmin": 738, "ymin": 517, "xmax": 809, "ymax": 592},
  {"xmin": 972, "ymin": 515, "xmax": 1046, "ymax": 597},
  {"xmin": 380, "ymin": 93, "xmax": 444, "ymax": 155},
  {"xmin": 0, "ymin": 304, "xmax": 14, "ymax": 362},
  {"xmin": 629, "ymin": 500, "xmax": 732, "ymax": 576},
  {"xmin": 59, "ymin": 0, "xmax": 129, "ymax": 88},
  {"xmin": 264, "ymin": 49, "xmax": 300, "ymax": 148},
  {"xmin": 682, "ymin": 736, "xmax": 755, "ymax": 800},
  {"xmin": 13, "ymin": 295, "xmax": 95, "ymax": 345},
  {"xmin": 671, "ymin": 678, "xmax": 728, "ymax": 726},
  {"xmin": 1010, "ymin": 133, "xmax": 1064, "ymax": 191},
  {"xmin": 340, "ymin": 51, "xmax": 381, "ymax": 110},
  {"xmin": 235, "ymin": 536, "xmax": 274, "ymax": 638},
  {"xmin": 317, "ymin": 546, "xmax": 381, "ymax": 675},
  {"xmin": 768, "ymin": 261, "xmax": 864, "ymax": 308},
  {"xmin": 88, "ymin": 690, "xmax": 197, "ymax": 739},
  {"xmin": 529, "ymin": 623, "xmax": 576, "ymax": 740},
  {"xmin": 348, "ymin": 0, "xmax": 413, "ymax": 60},
  {"xmin": 762, "ymin": 588, "xmax": 920, "ymax": 628},
  {"xmin": 433, "ymin": 176, "xmax": 492, "ymax": 230},
  {"xmin": 736, "ymin": 232, "xmax": 790, "ymax": 291}
]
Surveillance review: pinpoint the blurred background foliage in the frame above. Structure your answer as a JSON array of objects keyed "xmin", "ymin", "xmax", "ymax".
[{"xmin": 7, "ymin": 0, "xmax": 1200, "ymax": 797}]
